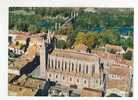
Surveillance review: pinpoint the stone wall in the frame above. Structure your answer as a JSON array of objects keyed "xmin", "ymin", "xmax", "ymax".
[{"xmin": 46, "ymin": 55, "xmax": 103, "ymax": 90}]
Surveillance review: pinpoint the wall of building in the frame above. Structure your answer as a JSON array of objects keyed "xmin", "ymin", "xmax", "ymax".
[{"xmin": 45, "ymin": 55, "xmax": 103, "ymax": 90}]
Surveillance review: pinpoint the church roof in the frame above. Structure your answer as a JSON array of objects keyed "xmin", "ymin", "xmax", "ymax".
[{"xmin": 51, "ymin": 49, "xmax": 98, "ymax": 62}]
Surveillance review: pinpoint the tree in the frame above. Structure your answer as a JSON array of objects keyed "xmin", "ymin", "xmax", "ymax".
[
  {"xmin": 40, "ymin": 27, "xmax": 48, "ymax": 33},
  {"xmin": 74, "ymin": 32, "xmax": 86, "ymax": 45},
  {"xmin": 56, "ymin": 25, "xmax": 73, "ymax": 35},
  {"xmin": 74, "ymin": 32, "xmax": 99, "ymax": 49},
  {"xmin": 97, "ymin": 30, "xmax": 119, "ymax": 46},
  {"xmin": 13, "ymin": 25, "xmax": 18, "ymax": 31},
  {"xmin": 28, "ymin": 25, "xmax": 38, "ymax": 34},
  {"xmin": 56, "ymin": 40, "xmax": 66, "ymax": 49},
  {"xmin": 123, "ymin": 51, "xmax": 132, "ymax": 60},
  {"xmin": 126, "ymin": 37, "xmax": 133, "ymax": 48},
  {"xmin": 85, "ymin": 32, "xmax": 97, "ymax": 49},
  {"xmin": 66, "ymin": 32, "xmax": 77, "ymax": 48}
]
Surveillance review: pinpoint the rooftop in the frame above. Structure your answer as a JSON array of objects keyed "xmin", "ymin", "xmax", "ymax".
[
  {"xmin": 50, "ymin": 49, "xmax": 98, "ymax": 62},
  {"xmin": 9, "ymin": 45, "xmax": 37, "ymax": 70},
  {"xmin": 14, "ymin": 75, "xmax": 44, "ymax": 89},
  {"xmin": 8, "ymin": 84, "xmax": 38, "ymax": 96},
  {"xmin": 8, "ymin": 43, "xmax": 20, "ymax": 49},
  {"xmin": 9, "ymin": 31, "xmax": 30, "ymax": 37},
  {"xmin": 105, "ymin": 44, "xmax": 123, "ymax": 51},
  {"xmin": 127, "ymin": 48, "xmax": 133, "ymax": 52},
  {"xmin": 8, "ymin": 74, "xmax": 16, "ymax": 83},
  {"xmin": 15, "ymin": 35, "xmax": 28, "ymax": 41},
  {"xmin": 108, "ymin": 64, "xmax": 130, "ymax": 77},
  {"xmin": 94, "ymin": 50, "xmax": 133, "ymax": 66}
]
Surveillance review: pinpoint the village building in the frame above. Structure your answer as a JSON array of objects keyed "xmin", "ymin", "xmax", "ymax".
[
  {"xmin": 105, "ymin": 44, "xmax": 125, "ymax": 54},
  {"xmin": 8, "ymin": 32, "xmax": 30, "ymax": 56},
  {"xmin": 9, "ymin": 32, "xmax": 30, "ymax": 44},
  {"xmin": 8, "ymin": 44, "xmax": 38, "ymax": 75},
  {"xmin": 8, "ymin": 75, "xmax": 45, "ymax": 96},
  {"xmin": 8, "ymin": 84, "xmax": 38, "ymax": 96}
]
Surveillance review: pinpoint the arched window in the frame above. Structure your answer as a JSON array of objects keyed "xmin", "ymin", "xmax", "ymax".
[
  {"xmin": 79, "ymin": 64, "xmax": 81, "ymax": 72},
  {"xmin": 69, "ymin": 62, "xmax": 70, "ymax": 72},
  {"xmin": 86, "ymin": 65, "xmax": 88, "ymax": 74},
  {"xmin": 49, "ymin": 74, "xmax": 51, "ymax": 77},
  {"xmin": 92, "ymin": 64, "xmax": 95, "ymax": 74},
  {"xmin": 48, "ymin": 58, "xmax": 50, "ymax": 67},
  {"xmin": 77, "ymin": 79, "xmax": 79, "ymax": 83},
  {"xmin": 58, "ymin": 60, "xmax": 60, "ymax": 68},
  {"xmin": 55, "ymin": 59, "xmax": 57, "ymax": 69},
  {"xmin": 95, "ymin": 80, "xmax": 98, "ymax": 84},
  {"xmin": 83, "ymin": 64, "xmax": 85, "ymax": 74},
  {"xmin": 62, "ymin": 60, "xmax": 64, "ymax": 67},
  {"xmin": 51, "ymin": 59, "xmax": 53, "ymax": 68},
  {"xmin": 84, "ymin": 80, "xmax": 87, "ymax": 84},
  {"xmin": 56, "ymin": 75, "xmax": 58, "ymax": 78},
  {"xmin": 75, "ymin": 63, "xmax": 78, "ymax": 73},
  {"xmin": 72, "ymin": 63, "xmax": 74, "ymax": 71},
  {"xmin": 62, "ymin": 61, "xmax": 64, "ymax": 71},
  {"xmin": 65, "ymin": 62, "xmax": 67, "ymax": 71},
  {"xmin": 70, "ymin": 77, "xmax": 72, "ymax": 81}
]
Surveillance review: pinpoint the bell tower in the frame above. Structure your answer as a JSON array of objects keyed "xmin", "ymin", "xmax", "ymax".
[
  {"xmin": 40, "ymin": 35, "xmax": 47, "ymax": 79},
  {"xmin": 39, "ymin": 32, "xmax": 52, "ymax": 79}
]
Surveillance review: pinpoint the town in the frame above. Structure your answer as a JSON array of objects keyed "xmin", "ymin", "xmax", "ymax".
[{"xmin": 8, "ymin": 7, "xmax": 133, "ymax": 97}]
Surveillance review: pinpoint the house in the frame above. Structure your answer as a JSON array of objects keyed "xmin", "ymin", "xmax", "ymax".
[
  {"xmin": 105, "ymin": 44, "xmax": 125, "ymax": 54},
  {"xmin": 9, "ymin": 32, "xmax": 30, "ymax": 44},
  {"xmin": 8, "ymin": 75, "xmax": 44, "ymax": 96},
  {"xmin": 8, "ymin": 45, "xmax": 37, "ymax": 75}
]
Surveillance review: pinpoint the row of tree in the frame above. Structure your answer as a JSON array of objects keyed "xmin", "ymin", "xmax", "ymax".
[
  {"xmin": 73, "ymin": 10, "xmax": 133, "ymax": 33},
  {"xmin": 9, "ymin": 7, "xmax": 74, "ymax": 34},
  {"xmin": 56, "ymin": 30, "xmax": 133, "ymax": 50},
  {"xmin": 9, "ymin": 7, "xmax": 133, "ymax": 35}
]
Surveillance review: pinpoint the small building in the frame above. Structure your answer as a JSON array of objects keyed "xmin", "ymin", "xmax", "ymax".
[
  {"xmin": 126, "ymin": 48, "xmax": 133, "ymax": 52},
  {"xmin": 9, "ymin": 32, "xmax": 30, "ymax": 45},
  {"xmin": 8, "ymin": 74, "xmax": 17, "ymax": 83},
  {"xmin": 8, "ymin": 74, "xmax": 45, "ymax": 96},
  {"xmin": 105, "ymin": 44, "xmax": 125, "ymax": 54},
  {"xmin": 8, "ymin": 84, "xmax": 38, "ymax": 96},
  {"xmin": 8, "ymin": 43, "xmax": 25, "ymax": 55},
  {"xmin": 8, "ymin": 45, "xmax": 37, "ymax": 75},
  {"xmin": 48, "ymin": 85, "xmax": 70, "ymax": 96}
]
